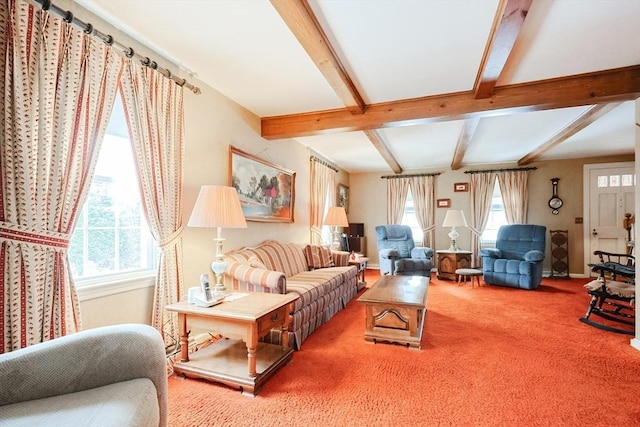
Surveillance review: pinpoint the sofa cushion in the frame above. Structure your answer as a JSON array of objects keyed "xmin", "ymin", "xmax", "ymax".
[
  {"xmin": 0, "ymin": 378, "xmax": 158, "ymax": 427},
  {"xmin": 251, "ymin": 240, "xmax": 308, "ymax": 277},
  {"xmin": 304, "ymin": 245, "xmax": 335, "ymax": 269}
]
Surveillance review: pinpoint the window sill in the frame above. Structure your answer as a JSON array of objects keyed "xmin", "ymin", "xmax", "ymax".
[{"xmin": 75, "ymin": 272, "xmax": 156, "ymax": 302}]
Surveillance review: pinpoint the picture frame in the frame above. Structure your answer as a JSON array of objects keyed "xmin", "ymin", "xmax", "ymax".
[
  {"xmin": 337, "ymin": 183, "xmax": 349, "ymax": 213},
  {"xmin": 454, "ymin": 182, "xmax": 469, "ymax": 192},
  {"xmin": 437, "ymin": 198, "xmax": 451, "ymax": 208},
  {"xmin": 229, "ymin": 146, "xmax": 296, "ymax": 223}
]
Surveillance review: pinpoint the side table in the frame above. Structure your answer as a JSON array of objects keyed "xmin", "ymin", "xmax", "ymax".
[
  {"xmin": 166, "ymin": 292, "xmax": 298, "ymax": 396},
  {"xmin": 436, "ymin": 250, "xmax": 472, "ymax": 281},
  {"xmin": 349, "ymin": 256, "xmax": 369, "ymax": 290}
]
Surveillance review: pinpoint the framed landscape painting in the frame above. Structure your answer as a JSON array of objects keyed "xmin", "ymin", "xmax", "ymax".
[
  {"xmin": 229, "ymin": 146, "xmax": 296, "ymax": 222},
  {"xmin": 337, "ymin": 183, "xmax": 349, "ymax": 213}
]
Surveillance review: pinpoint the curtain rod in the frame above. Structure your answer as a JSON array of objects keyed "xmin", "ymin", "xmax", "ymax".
[
  {"xmin": 381, "ymin": 172, "xmax": 441, "ymax": 179},
  {"xmin": 464, "ymin": 166, "xmax": 537, "ymax": 174},
  {"xmin": 30, "ymin": 0, "xmax": 201, "ymax": 95},
  {"xmin": 310, "ymin": 156, "xmax": 338, "ymax": 172}
]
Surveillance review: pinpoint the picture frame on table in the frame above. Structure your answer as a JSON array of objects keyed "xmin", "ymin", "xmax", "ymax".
[
  {"xmin": 454, "ymin": 182, "xmax": 469, "ymax": 192},
  {"xmin": 229, "ymin": 146, "xmax": 296, "ymax": 223},
  {"xmin": 437, "ymin": 198, "xmax": 451, "ymax": 208},
  {"xmin": 337, "ymin": 183, "xmax": 349, "ymax": 213}
]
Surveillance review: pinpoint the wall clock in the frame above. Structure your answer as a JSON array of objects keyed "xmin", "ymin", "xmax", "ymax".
[{"xmin": 548, "ymin": 178, "xmax": 563, "ymax": 215}]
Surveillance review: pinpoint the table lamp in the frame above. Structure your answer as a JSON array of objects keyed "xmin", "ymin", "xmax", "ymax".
[
  {"xmin": 187, "ymin": 185, "xmax": 247, "ymax": 294},
  {"xmin": 442, "ymin": 209, "xmax": 467, "ymax": 252},
  {"xmin": 323, "ymin": 206, "xmax": 349, "ymax": 250}
]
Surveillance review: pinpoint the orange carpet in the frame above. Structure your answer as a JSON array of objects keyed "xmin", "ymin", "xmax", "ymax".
[{"xmin": 167, "ymin": 271, "xmax": 640, "ymax": 426}]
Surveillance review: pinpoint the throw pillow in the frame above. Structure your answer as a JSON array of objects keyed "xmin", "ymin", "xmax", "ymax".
[{"xmin": 304, "ymin": 245, "xmax": 335, "ymax": 269}]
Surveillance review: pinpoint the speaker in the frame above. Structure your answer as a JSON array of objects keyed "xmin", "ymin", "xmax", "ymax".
[{"xmin": 348, "ymin": 223, "xmax": 364, "ymax": 237}]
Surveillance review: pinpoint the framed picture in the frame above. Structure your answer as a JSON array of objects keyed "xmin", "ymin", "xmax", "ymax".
[
  {"xmin": 437, "ymin": 198, "xmax": 451, "ymax": 208},
  {"xmin": 454, "ymin": 182, "xmax": 469, "ymax": 192},
  {"xmin": 229, "ymin": 146, "xmax": 296, "ymax": 223},
  {"xmin": 337, "ymin": 183, "xmax": 349, "ymax": 213}
]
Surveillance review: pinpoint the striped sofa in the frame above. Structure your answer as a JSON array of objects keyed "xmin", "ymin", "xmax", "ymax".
[{"xmin": 224, "ymin": 240, "xmax": 359, "ymax": 350}]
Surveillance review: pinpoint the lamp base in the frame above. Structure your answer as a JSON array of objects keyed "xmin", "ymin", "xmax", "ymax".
[{"xmin": 211, "ymin": 260, "xmax": 228, "ymax": 295}]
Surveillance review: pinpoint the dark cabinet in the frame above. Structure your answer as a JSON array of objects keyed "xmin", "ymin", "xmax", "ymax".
[{"xmin": 549, "ymin": 230, "xmax": 569, "ymax": 279}]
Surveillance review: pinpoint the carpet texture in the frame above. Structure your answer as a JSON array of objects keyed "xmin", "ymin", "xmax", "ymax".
[{"xmin": 167, "ymin": 272, "xmax": 640, "ymax": 426}]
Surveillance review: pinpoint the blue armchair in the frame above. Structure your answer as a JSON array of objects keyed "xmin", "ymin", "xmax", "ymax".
[
  {"xmin": 375, "ymin": 225, "xmax": 433, "ymax": 276},
  {"xmin": 479, "ymin": 224, "xmax": 546, "ymax": 290}
]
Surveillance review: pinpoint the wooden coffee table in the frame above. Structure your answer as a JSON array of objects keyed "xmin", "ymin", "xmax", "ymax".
[
  {"xmin": 166, "ymin": 292, "xmax": 297, "ymax": 396},
  {"xmin": 357, "ymin": 275, "xmax": 429, "ymax": 349}
]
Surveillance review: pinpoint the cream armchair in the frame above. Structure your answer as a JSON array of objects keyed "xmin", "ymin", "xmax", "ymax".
[{"xmin": 0, "ymin": 324, "xmax": 168, "ymax": 427}]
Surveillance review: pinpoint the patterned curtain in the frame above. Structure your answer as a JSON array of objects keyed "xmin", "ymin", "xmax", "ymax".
[
  {"xmin": 497, "ymin": 170, "xmax": 530, "ymax": 224},
  {"xmin": 120, "ymin": 61, "xmax": 185, "ymax": 346},
  {"xmin": 469, "ymin": 173, "xmax": 496, "ymax": 267},
  {"xmin": 386, "ymin": 178, "xmax": 410, "ymax": 224},
  {"xmin": 409, "ymin": 176, "xmax": 436, "ymax": 247},
  {"xmin": 0, "ymin": 1, "xmax": 122, "ymax": 352},
  {"xmin": 309, "ymin": 158, "xmax": 335, "ymax": 245}
]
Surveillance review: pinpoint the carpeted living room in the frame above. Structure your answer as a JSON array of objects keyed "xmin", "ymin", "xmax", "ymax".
[
  {"xmin": 1, "ymin": 1, "xmax": 639, "ymax": 426},
  {"xmin": 166, "ymin": 270, "xmax": 640, "ymax": 426}
]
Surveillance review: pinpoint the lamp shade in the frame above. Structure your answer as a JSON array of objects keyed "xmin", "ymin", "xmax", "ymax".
[
  {"xmin": 187, "ymin": 185, "xmax": 247, "ymax": 228},
  {"xmin": 323, "ymin": 206, "xmax": 349, "ymax": 227},
  {"xmin": 442, "ymin": 210, "xmax": 468, "ymax": 227}
]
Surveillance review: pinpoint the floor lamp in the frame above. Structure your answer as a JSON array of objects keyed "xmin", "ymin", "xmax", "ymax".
[
  {"xmin": 187, "ymin": 185, "xmax": 247, "ymax": 294},
  {"xmin": 323, "ymin": 206, "xmax": 349, "ymax": 250},
  {"xmin": 442, "ymin": 210, "xmax": 467, "ymax": 252}
]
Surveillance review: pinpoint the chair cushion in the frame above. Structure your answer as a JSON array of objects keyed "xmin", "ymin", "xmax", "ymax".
[{"xmin": 0, "ymin": 378, "xmax": 159, "ymax": 427}]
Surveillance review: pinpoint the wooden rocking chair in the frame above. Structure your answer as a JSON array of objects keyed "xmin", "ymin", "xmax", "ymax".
[{"xmin": 580, "ymin": 250, "xmax": 635, "ymax": 335}]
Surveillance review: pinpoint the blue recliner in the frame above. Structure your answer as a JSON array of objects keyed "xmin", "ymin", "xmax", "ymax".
[
  {"xmin": 479, "ymin": 224, "xmax": 546, "ymax": 290},
  {"xmin": 375, "ymin": 225, "xmax": 433, "ymax": 276}
]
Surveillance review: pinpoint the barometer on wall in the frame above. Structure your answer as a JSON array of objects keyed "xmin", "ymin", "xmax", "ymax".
[{"xmin": 548, "ymin": 178, "xmax": 563, "ymax": 215}]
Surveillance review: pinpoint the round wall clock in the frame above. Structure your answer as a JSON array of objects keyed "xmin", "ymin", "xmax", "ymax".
[{"xmin": 549, "ymin": 178, "xmax": 563, "ymax": 215}]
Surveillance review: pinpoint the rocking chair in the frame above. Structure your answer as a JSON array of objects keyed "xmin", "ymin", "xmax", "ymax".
[{"xmin": 579, "ymin": 250, "xmax": 636, "ymax": 335}]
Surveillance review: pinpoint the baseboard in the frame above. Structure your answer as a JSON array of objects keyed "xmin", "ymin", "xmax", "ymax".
[{"xmin": 631, "ymin": 338, "xmax": 640, "ymax": 352}]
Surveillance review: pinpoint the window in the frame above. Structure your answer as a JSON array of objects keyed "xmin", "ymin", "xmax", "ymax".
[
  {"xmin": 401, "ymin": 188, "xmax": 423, "ymax": 244},
  {"xmin": 68, "ymin": 95, "xmax": 156, "ymax": 283},
  {"xmin": 481, "ymin": 178, "xmax": 508, "ymax": 244}
]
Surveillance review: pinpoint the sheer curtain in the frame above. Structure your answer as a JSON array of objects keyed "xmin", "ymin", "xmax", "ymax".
[
  {"xmin": 497, "ymin": 170, "xmax": 530, "ymax": 224},
  {"xmin": 310, "ymin": 158, "xmax": 335, "ymax": 245},
  {"xmin": 469, "ymin": 173, "xmax": 496, "ymax": 267},
  {"xmin": 386, "ymin": 178, "xmax": 410, "ymax": 224},
  {"xmin": 120, "ymin": 62, "xmax": 185, "ymax": 345},
  {"xmin": 409, "ymin": 176, "xmax": 436, "ymax": 247},
  {"xmin": 0, "ymin": 1, "xmax": 122, "ymax": 352}
]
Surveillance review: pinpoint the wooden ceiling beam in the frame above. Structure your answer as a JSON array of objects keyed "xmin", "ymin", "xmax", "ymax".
[
  {"xmin": 261, "ymin": 65, "xmax": 640, "ymax": 139},
  {"xmin": 451, "ymin": 118, "xmax": 481, "ymax": 170},
  {"xmin": 474, "ymin": 0, "xmax": 532, "ymax": 99},
  {"xmin": 270, "ymin": 0, "xmax": 366, "ymax": 114},
  {"xmin": 518, "ymin": 102, "xmax": 623, "ymax": 165},
  {"xmin": 363, "ymin": 130, "xmax": 403, "ymax": 174}
]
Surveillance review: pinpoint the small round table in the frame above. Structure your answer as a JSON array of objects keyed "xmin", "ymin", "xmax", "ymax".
[{"xmin": 455, "ymin": 268, "xmax": 483, "ymax": 288}]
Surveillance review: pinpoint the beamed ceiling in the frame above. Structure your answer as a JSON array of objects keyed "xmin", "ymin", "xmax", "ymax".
[{"xmin": 75, "ymin": 0, "xmax": 640, "ymax": 173}]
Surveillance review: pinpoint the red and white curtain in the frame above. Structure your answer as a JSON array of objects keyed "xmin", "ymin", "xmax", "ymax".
[
  {"xmin": 0, "ymin": 0, "xmax": 122, "ymax": 352},
  {"xmin": 120, "ymin": 63, "xmax": 185, "ymax": 345}
]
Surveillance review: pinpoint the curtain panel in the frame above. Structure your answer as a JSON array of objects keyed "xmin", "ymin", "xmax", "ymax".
[
  {"xmin": 409, "ymin": 176, "xmax": 436, "ymax": 247},
  {"xmin": 497, "ymin": 170, "xmax": 530, "ymax": 224},
  {"xmin": 469, "ymin": 173, "xmax": 496, "ymax": 267},
  {"xmin": 309, "ymin": 159, "xmax": 335, "ymax": 245},
  {"xmin": 0, "ymin": 1, "xmax": 122, "ymax": 352},
  {"xmin": 120, "ymin": 62, "xmax": 185, "ymax": 346},
  {"xmin": 386, "ymin": 178, "xmax": 410, "ymax": 224}
]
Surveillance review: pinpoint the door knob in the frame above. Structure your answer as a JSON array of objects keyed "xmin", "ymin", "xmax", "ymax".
[{"xmin": 592, "ymin": 229, "xmax": 598, "ymax": 237}]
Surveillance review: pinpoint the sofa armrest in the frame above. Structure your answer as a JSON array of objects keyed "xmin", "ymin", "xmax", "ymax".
[
  {"xmin": 411, "ymin": 246, "xmax": 433, "ymax": 259},
  {"xmin": 524, "ymin": 250, "xmax": 545, "ymax": 263},
  {"xmin": 331, "ymin": 249, "xmax": 350, "ymax": 266},
  {"xmin": 0, "ymin": 324, "xmax": 168, "ymax": 426},
  {"xmin": 226, "ymin": 260, "xmax": 286, "ymax": 293},
  {"xmin": 379, "ymin": 248, "xmax": 399, "ymax": 259},
  {"xmin": 479, "ymin": 248, "xmax": 501, "ymax": 258}
]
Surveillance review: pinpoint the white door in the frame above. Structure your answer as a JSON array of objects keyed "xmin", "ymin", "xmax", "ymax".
[{"xmin": 584, "ymin": 162, "xmax": 635, "ymax": 274}]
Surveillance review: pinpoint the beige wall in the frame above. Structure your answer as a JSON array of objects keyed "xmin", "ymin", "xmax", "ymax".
[{"xmin": 350, "ymin": 154, "xmax": 633, "ymax": 274}]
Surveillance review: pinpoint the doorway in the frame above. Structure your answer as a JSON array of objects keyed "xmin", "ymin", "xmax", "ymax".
[{"xmin": 583, "ymin": 162, "xmax": 635, "ymax": 276}]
